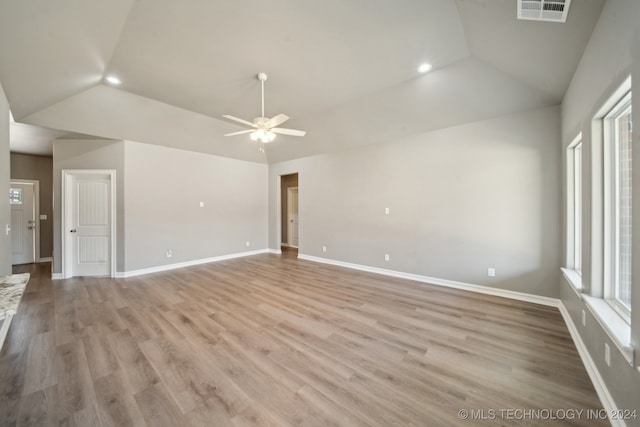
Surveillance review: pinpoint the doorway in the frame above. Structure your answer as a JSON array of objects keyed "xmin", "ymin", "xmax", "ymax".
[
  {"xmin": 287, "ymin": 187, "xmax": 299, "ymax": 248},
  {"xmin": 62, "ymin": 170, "xmax": 116, "ymax": 278},
  {"xmin": 280, "ymin": 173, "xmax": 299, "ymax": 252},
  {"xmin": 10, "ymin": 180, "xmax": 40, "ymax": 265}
]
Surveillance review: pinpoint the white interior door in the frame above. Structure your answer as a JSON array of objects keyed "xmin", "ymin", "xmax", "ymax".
[
  {"xmin": 287, "ymin": 187, "xmax": 299, "ymax": 248},
  {"xmin": 65, "ymin": 172, "xmax": 113, "ymax": 277},
  {"xmin": 10, "ymin": 183, "xmax": 35, "ymax": 264}
]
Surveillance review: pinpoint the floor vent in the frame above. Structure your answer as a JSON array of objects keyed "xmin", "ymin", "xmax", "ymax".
[{"xmin": 518, "ymin": 0, "xmax": 571, "ymax": 23}]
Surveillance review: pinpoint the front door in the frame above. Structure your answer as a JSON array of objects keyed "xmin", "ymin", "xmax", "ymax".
[
  {"xmin": 65, "ymin": 172, "xmax": 113, "ymax": 277},
  {"xmin": 10, "ymin": 183, "xmax": 35, "ymax": 264}
]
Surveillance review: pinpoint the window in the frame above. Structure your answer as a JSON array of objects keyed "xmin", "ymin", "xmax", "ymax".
[
  {"xmin": 604, "ymin": 90, "xmax": 632, "ymax": 320},
  {"xmin": 567, "ymin": 135, "xmax": 582, "ymax": 276},
  {"xmin": 9, "ymin": 188, "xmax": 23, "ymax": 205}
]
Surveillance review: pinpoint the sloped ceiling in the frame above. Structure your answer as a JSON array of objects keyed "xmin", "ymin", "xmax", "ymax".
[{"xmin": 0, "ymin": 0, "xmax": 604, "ymax": 164}]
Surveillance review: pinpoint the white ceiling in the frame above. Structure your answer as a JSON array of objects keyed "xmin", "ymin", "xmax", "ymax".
[{"xmin": 0, "ymin": 0, "xmax": 604, "ymax": 163}]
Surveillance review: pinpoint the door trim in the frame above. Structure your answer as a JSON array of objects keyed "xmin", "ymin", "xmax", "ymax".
[
  {"xmin": 10, "ymin": 179, "xmax": 40, "ymax": 263},
  {"xmin": 287, "ymin": 186, "xmax": 299, "ymax": 248},
  {"xmin": 61, "ymin": 170, "xmax": 116, "ymax": 279}
]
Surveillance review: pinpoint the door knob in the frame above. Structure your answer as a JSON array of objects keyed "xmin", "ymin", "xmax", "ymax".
[{"xmin": 70, "ymin": 229, "xmax": 77, "ymax": 233}]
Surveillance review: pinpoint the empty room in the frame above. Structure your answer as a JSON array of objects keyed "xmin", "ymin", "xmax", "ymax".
[{"xmin": 0, "ymin": 0, "xmax": 639, "ymax": 426}]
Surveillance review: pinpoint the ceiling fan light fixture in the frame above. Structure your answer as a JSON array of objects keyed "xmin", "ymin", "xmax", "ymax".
[
  {"xmin": 223, "ymin": 72, "xmax": 305, "ymax": 149},
  {"xmin": 250, "ymin": 129, "xmax": 276, "ymax": 143},
  {"xmin": 264, "ymin": 130, "xmax": 276, "ymax": 143}
]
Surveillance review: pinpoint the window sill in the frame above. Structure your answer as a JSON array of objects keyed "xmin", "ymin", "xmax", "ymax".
[
  {"xmin": 561, "ymin": 268, "xmax": 583, "ymax": 299},
  {"xmin": 583, "ymin": 295, "xmax": 633, "ymax": 365},
  {"xmin": 561, "ymin": 268, "xmax": 633, "ymax": 365}
]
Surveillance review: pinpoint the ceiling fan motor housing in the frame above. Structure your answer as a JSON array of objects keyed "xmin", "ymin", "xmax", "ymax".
[{"xmin": 253, "ymin": 117, "xmax": 269, "ymax": 126}]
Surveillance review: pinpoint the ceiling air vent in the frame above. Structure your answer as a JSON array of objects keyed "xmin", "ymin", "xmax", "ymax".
[{"xmin": 518, "ymin": 0, "xmax": 571, "ymax": 23}]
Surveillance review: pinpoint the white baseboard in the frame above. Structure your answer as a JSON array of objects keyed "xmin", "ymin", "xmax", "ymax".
[
  {"xmin": 268, "ymin": 248, "xmax": 282, "ymax": 255},
  {"xmin": 558, "ymin": 302, "xmax": 626, "ymax": 427},
  {"xmin": 111, "ymin": 249, "xmax": 270, "ymax": 278},
  {"xmin": 37, "ymin": 257, "xmax": 53, "ymax": 263},
  {"xmin": 51, "ymin": 273, "xmax": 64, "ymax": 280},
  {"xmin": 297, "ymin": 253, "xmax": 560, "ymax": 307}
]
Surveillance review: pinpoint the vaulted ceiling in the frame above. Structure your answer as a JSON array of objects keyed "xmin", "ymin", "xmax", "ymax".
[{"xmin": 0, "ymin": 0, "xmax": 604, "ymax": 163}]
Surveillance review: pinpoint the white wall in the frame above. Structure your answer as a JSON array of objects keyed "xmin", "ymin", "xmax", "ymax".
[
  {"xmin": 123, "ymin": 141, "xmax": 268, "ymax": 272},
  {"xmin": 270, "ymin": 105, "xmax": 561, "ymax": 298},
  {"xmin": 0, "ymin": 83, "xmax": 11, "ymax": 275},
  {"xmin": 560, "ymin": 0, "xmax": 640, "ymax": 421},
  {"xmin": 52, "ymin": 139, "xmax": 126, "ymax": 273},
  {"xmin": 52, "ymin": 139, "xmax": 268, "ymax": 276}
]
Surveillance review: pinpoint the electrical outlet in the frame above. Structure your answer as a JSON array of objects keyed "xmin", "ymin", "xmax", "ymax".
[
  {"xmin": 322, "ymin": 246, "xmax": 327, "ymax": 253},
  {"xmin": 487, "ymin": 268, "xmax": 496, "ymax": 277},
  {"xmin": 246, "ymin": 241, "xmax": 250, "ymax": 247},
  {"xmin": 384, "ymin": 207, "xmax": 390, "ymax": 215},
  {"xmin": 166, "ymin": 249, "xmax": 173, "ymax": 258},
  {"xmin": 384, "ymin": 254, "xmax": 390, "ymax": 261},
  {"xmin": 199, "ymin": 201, "xmax": 205, "ymax": 208},
  {"xmin": 582, "ymin": 309, "xmax": 586, "ymax": 327},
  {"xmin": 604, "ymin": 343, "xmax": 611, "ymax": 367}
]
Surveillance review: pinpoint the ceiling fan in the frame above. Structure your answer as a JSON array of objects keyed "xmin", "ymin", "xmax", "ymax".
[{"xmin": 223, "ymin": 73, "xmax": 305, "ymax": 151}]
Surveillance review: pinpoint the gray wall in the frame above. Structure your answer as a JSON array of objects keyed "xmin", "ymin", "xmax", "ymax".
[
  {"xmin": 561, "ymin": 0, "xmax": 640, "ymax": 422},
  {"xmin": 0, "ymin": 84, "xmax": 10, "ymax": 275},
  {"xmin": 52, "ymin": 139, "xmax": 126, "ymax": 273},
  {"xmin": 10, "ymin": 153, "xmax": 53, "ymax": 258},
  {"xmin": 123, "ymin": 141, "xmax": 268, "ymax": 272},
  {"xmin": 270, "ymin": 105, "xmax": 561, "ymax": 298},
  {"xmin": 280, "ymin": 173, "xmax": 298, "ymax": 245},
  {"xmin": 52, "ymin": 139, "xmax": 268, "ymax": 275}
]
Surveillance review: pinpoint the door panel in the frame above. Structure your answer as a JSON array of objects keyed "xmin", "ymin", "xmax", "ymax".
[{"xmin": 69, "ymin": 174, "xmax": 112, "ymax": 277}]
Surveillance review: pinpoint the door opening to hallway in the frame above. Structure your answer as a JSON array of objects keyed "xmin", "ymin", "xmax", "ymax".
[{"xmin": 280, "ymin": 173, "xmax": 299, "ymax": 252}]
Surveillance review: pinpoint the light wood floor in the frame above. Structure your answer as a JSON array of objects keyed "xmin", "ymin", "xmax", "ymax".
[{"xmin": 1, "ymin": 253, "xmax": 606, "ymax": 426}]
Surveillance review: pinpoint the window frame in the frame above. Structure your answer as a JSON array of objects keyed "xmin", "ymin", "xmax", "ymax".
[
  {"xmin": 9, "ymin": 187, "xmax": 23, "ymax": 205},
  {"xmin": 602, "ymin": 90, "xmax": 632, "ymax": 323},
  {"xmin": 566, "ymin": 134, "xmax": 583, "ymax": 279}
]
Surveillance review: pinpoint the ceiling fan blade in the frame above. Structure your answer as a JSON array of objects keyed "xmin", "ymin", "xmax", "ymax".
[
  {"xmin": 224, "ymin": 129, "xmax": 255, "ymax": 136},
  {"xmin": 264, "ymin": 113, "xmax": 289, "ymax": 129},
  {"xmin": 271, "ymin": 127, "xmax": 306, "ymax": 137},
  {"xmin": 222, "ymin": 115, "xmax": 256, "ymax": 128}
]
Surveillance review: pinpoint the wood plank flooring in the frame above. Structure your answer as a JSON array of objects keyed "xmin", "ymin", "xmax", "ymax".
[{"xmin": 1, "ymin": 253, "xmax": 607, "ymax": 426}]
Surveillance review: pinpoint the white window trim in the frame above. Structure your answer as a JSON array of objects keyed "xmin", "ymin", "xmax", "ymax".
[
  {"xmin": 561, "ymin": 269, "xmax": 632, "ymax": 365},
  {"xmin": 577, "ymin": 75, "xmax": 634, "ymax": 365},
  {"xmin": 583, "ymin": 296, "xmax": 633, "ymax": 365},
  {"xmin": 561, "ymin": 267, "xmax": 582, "ymax": 296},
  {"xmin": 602, "ymin": 90, "xmax": 632, "ymax": 323},
  {"xmin": 565, "ymin": 133, "xmax": 582, "ymax": 285}
]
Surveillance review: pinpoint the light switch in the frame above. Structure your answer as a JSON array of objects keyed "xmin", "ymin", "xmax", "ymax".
[
  {"xmin": 39, "ymin": 214, "xmax": 47, "ymax": 220},
  {"xmin": 199, "ymin": 201, "xmax": 205, "ymax": 208}
]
